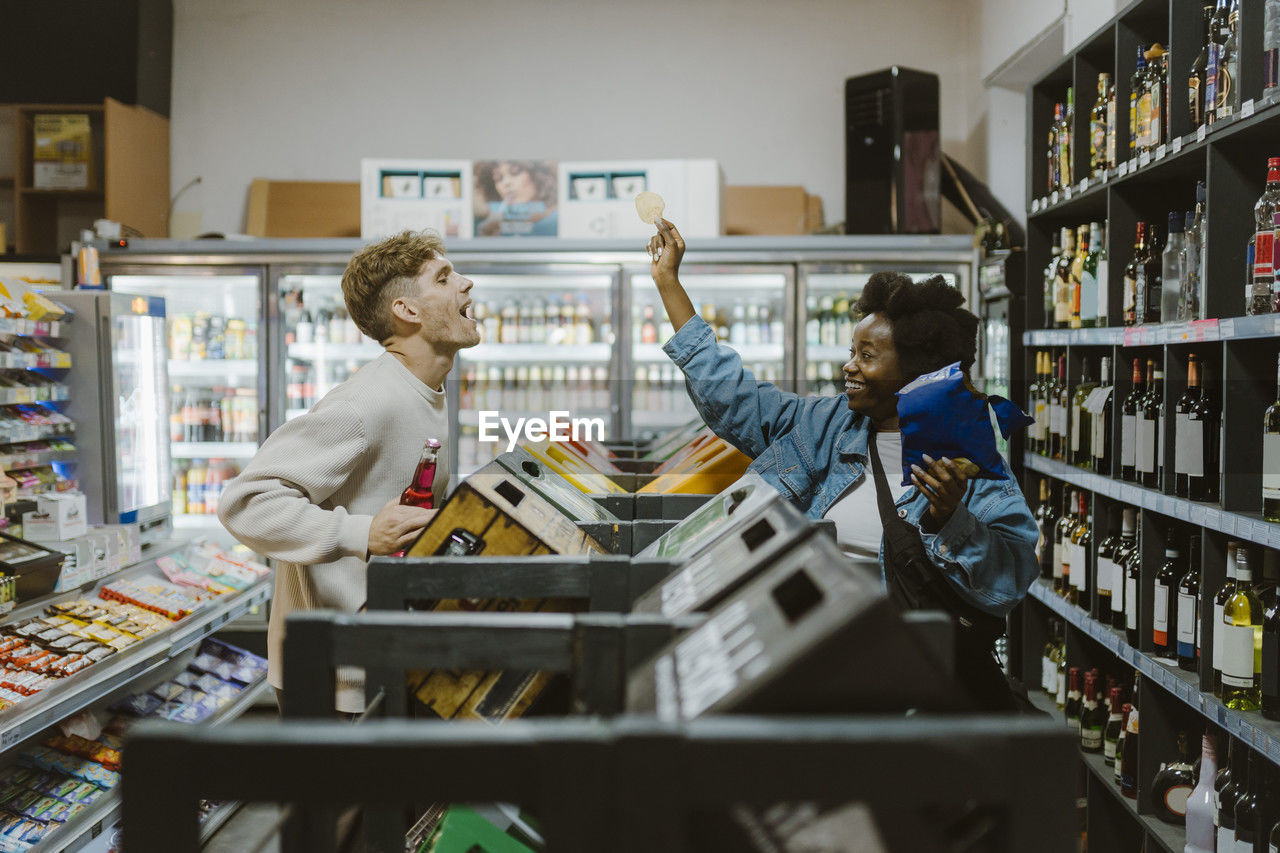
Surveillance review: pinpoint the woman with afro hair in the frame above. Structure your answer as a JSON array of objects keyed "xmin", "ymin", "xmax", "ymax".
[{"xmin": 648, "ymin": 220, "xmax": 1038, "ymax": 701}]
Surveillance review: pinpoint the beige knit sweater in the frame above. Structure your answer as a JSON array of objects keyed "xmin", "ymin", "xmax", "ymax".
[{"xmin": 218, "ymin": 352, "xmax": 450, "ymax": 712}]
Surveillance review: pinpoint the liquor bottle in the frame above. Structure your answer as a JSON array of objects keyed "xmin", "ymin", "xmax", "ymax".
[
  {"xmin": 1182, "ymin": 184, "xmax": 1208, "ymax": 321},
  {"xmin": 1070, "ymin": 224, "xmax": 1089, "ymax": 329},
  {"xmin": 1121, "ymin": 357, "xmax": 1145, "ymax": 481},
  {"xmin": 1055, "ymin": 228, "xmax": 1076, "ymax": 328},
  {"xmin": 1051, "ymin": 354, "xmax": 1069, "ymax": 460},
  {"xmin": 1064, "ymin": 666, "xmax": 1083, "ymax": 731},
  {"xmin": 1254, "ymin": 158, "xmax": 1280, "ymax": 313},
  {"xmin": 1162, "ymin": 212, "xmax": 1186, "ymax": 323},
  {"xmin": 1124, "ymin": 223, "xmax": 1145, "ymax": 326},
  {"xmin": 1137, "ymin": 360, "xmax": 1162, "ymax": 489},
  {"xmin": 1154, "ymin": 537, "xmax": 1182, "ymax": 660},
  {"xmin": 1207, "ymin": 0, "xmax": 1229, "ymax": 126},
  {"xmin": 1044, "ymin": 235, "xmax": 1061, "ymax": 327},
  {"xmin": 1059, "ymin": 87, "xmax": 1074, "ymax": 188},
  {"xmin": 1054, "ymin": 488, "xmax": 1077, "ymax": 594},
  {"xmin": 1069, "ymin": 490, "xmax": 1093, "ymax": 608},
  {"xmin": 1215, "ymin": 737, "xmax": 1236, "ymax": 836},
  {"xmin": 1095, "ymin": 506, "xmax": 1120, "ymax": 618},
  {"xmin": 1218, "ymin": 740, "xmax": 1247, "ymax": 850},
  {"xmin": 1028, "ymin": 351, "xmax": 1043, "ymax": 454},
  {"xmin": 1090, "ymin": 356, "xmax": 1114, "ymax": 473},
  {"xmin": 1114, "ymin": 702, "xmax": 1132, "ymax": 785},
  {"xmin": 1190, "ymin": 3, "xmax": 1215, "ymax": 129},
  {"xmin": 1223, "ymin": 546, "xmax": 1264, "ymax": 710},
  {"xmin": 1079, "ymin": 671, "xmax": 1106, "ymax": 752},
  {"xmin": 1036, "ymin": 479, "xmax": 1058, "ymax": 579},
  {"xmin": 1264, "ymin": 570, "xmax": 1280, "ymax": 719},
  {"xmin": 1175, "ymin": 353, "xmax": 1205, "ymax": 498},
  {"xmin": 1218, "ymin": 0, "xmax": 1240, "ymax": 121},
  {"xmin": 1144, "ymin": 44, "xmax": 1167, "ymax": 150},
  {"xmin": 1071, "ymin": 358, "xmax": 1096, "ymax": 466},
  {"xmin": 1125, "ymin": 523, "xmax": 1144, "ymax": 647},
  {"xmin": 1120, "ymin": 677, "xmax": 1140, "ymax": 797},
  {"xmin": 1150, "ymin": 730, "xmax": 1196, "ymax": 824},
  {"xmin": 1177, "ymin": 534, "xmax": 1202, "ymax": 672},
  {"xmin": 1089, "ymin": 220, "xmax": 1108, "ymax": 327},
  {"xmin": 1216, "ymin": 544, "xmax": 1241, "ymax": 697},
  {"xmin": 1112, "ymin": 508, "xmax": 1138, "ymax": 629},
  {"xmin": 1041, "ymin": 617, "xmax": 1060, "ymax": 693},
  {"xmin": 1232, "ymin": 747, "xmax": 1267, "ymax": 853},
  {"xmin": 1138, "ymin": 224, "xmax": 1163, "ymax": 325},
  {"xmin": 1103, "ymin": 686, "xmax": 1125, "ymax": 766},
  {"xmin": 1267, "ymin": 0, "xmax": 1280, "ymax": 104},
  {"xmin": 1105, "ymin": 75, "xmax": 1118, "ymax": 171},
  {"xmin": 1055, "ymin": 634, "xmax": 1068, "ymax": 708},
  {"xmin": 1186, "ymin": 359, "xmax": 1220, "ymax": 502},
  {"xmin": 1130, "ymin": 46, "xmax": 1148, "ymax": 158},
  {"xmin": 1091, "ymin": 74, "xmax": 1110, "ymax": 177},
  {"xmin": 1185, "ymin": 733, "xmax": 1218, "ymax": 853}
]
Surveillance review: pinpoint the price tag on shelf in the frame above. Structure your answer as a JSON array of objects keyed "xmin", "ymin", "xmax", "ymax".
[
  {"xmin": 0, "ymin": 730, "xmax": 18, "ymax": 750},
  {"xmin": 1242, "ymin": 99, "xmax": 1255, "ymax": 118},
  {"xmin": 1156, "ymin": 144, "xmax": 1168, "ymax": 160},
  {"xmin": 1191, "ymin": 506, "xmax": 1206, "ymax": 526},
  {"xmin": 1079, "ymin": 178, "xmax": 1089, "ymax": 192},
  {"xmin": 1176, "ymin": 502, "xmax": 1192, "ymax": 521},
  {"xmin": 1172, "ymin": 137, "xmax": 1183, "ymax": 154},
  {"xmin": 1101, "ymin": 169, "xmax": 1110, "ymax": 183},
  {"xmin": 1139, "ymin": 152, "xmax": 1151, "ymax": 168},
  {"xmin": 1119, "ymin": 161, "xmax": 1130, "ymax": 176},
  {"xmin": 1269, "ymin": 738, "xmax": 1280, "ymax": 764},
  {"xmin": 1240, "ymin": 720, "xmax": 1255, "ymax": 746},
  {"xmin": 1267, "ymin": 524, "xmax": 1280, "ymax": 549},
  {"xmin": 1064, "ymin": 186, "xmax": 1073, "ymax": 200},
  {"xmin": 1204, "ymin": 508, "xmax": 1222, "ymax": 530},
  {"xmin": 1032, "ymin": 199, "xmax": 1041, "ymax": 213},
  {"xmin": 1219, "ymin": 318, "xmax": 1235, "ymax": 338},
  {"xmin": 1197, "ymin": 125, "xmax": 1207, "ymax": 143},
  {"xmin": 1051, "ymin": 191, "xmax": 1060, "ymax": 205}
]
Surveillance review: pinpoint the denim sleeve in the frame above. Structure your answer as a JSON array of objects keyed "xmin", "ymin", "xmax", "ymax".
[
  {"xmin": 915, "ymin": 484, "xmax": 1040, "ymax": 617},
  {"xmin": 662, "ymin": 315, "xmax": 804, "ymax": 459}
]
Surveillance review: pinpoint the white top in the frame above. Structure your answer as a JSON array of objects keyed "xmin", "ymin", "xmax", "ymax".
[
  {"xmin": 219, "ymin": 352, "xmax": 450, "ymax": 712},
  {"xmin": 823, "ymin": 431, "xmax": 909, "ymax": 559}
]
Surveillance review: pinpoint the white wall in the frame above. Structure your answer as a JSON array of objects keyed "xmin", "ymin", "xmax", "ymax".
[{"xmin": 170, "ymin": 0, "xmax": 986, "ymax": 238}]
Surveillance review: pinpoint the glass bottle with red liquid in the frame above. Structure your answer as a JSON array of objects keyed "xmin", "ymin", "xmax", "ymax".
[{"xmin": 392, "ymin": 438, "xmax": 441, "ymax": 557}]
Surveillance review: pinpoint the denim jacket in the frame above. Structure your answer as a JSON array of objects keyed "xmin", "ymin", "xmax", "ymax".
[{"xmin": 662, "ymin": 315, "xmax": 1039, "ymax": 617}]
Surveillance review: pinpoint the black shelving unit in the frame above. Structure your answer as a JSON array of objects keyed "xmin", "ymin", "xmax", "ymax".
[{"xmin": 1020, "ymin": 0, "xmax": 1280, "ymax": 848}]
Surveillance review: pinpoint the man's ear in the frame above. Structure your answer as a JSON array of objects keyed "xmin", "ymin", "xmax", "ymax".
[{"xmin": 389, "ymin": 295, "xmax": 420, "ymax": 328}]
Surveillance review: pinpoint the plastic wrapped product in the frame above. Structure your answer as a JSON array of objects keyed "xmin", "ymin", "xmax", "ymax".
[{"xmin": 894, "ymin": 361, "xmax": 1033, "ymax": 486}]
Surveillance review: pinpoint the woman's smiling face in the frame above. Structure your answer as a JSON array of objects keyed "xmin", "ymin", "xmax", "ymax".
[{"xmin": 842, "ymin": 312, "xmax": 907, "ymax": 422}]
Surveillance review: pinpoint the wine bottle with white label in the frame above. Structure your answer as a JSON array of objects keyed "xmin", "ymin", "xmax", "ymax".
[
  {"xmin": 1069, "ymin": 491, "xmax": 1092, "ymax": 608},
  {"xmin": 1175, "ymin": 353, "xmax": 1204, "ymax": 498},
  {"xmin": 1154, "ymin": 537, "xmax": 1182, "ymax": 660},
  {"xmin": 1214, "ymin": 543, "xmax": 1241, "ymax": 698},
  {"xmin": 1186, "ymin": 359, "xmax": 1220, "ymax": 502},
  {"xmin": 1095, "ymin": 506, "xmax": 1120, "ymax": 618},
  {"xmin": 1125, "ymin": 523, "xmax": 1144, "ymax": 648},
  {"xmin": 1122, "ymin": 358, "xmax": 1145, "ymax": 482},
  {"xmin": 1112, "ymin": 508, "xmax": 1138, "ymax": 630},
  {"xmin": 1264, "ymin": 353, "xmax": 1280, "ymax": 522},
  {"xmin": 1222, "ymin": 548, "xmax": 1264, "ymax": 711},
  {"xmin": 1054, "ymin": 489, "xmax": 1076, "ymax": 595},
  {"xmin": 1138, "ymin": 361, "xmax": 1163, "ymax": 490},
  {"xmin": 1177, "ymin": 533, "xmax": 1202, "ymax": 672},
  {"xmin": 1071, "ymin": 359, "xmax": 1097, "ymax": 466},
  {"xmin": 1089, "ymin": 356, "xmax": 1114, "ymax": 474}
]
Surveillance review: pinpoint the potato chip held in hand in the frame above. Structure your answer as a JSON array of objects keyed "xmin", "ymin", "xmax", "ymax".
[{"xmin": 634, "ymin": 191, "xmax": 666, "ymax": 225}]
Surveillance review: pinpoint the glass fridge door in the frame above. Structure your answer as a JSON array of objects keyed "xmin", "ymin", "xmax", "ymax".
[
  {"xmin": 455, "ymin": 266, "xmax": 620, "ymax": 478},
  {"xmin": 624, "ymin": 265, "xmax": 794, "ymax": 436},
  {"xmin": 106, "ymin": 293, "xmax": 171, "ymax": 524},
  {"xmin": 798, "ymin": 262, "xmax": 971, "ymax": 395},
  {"xmin": 106, "ymin": 268, "xmax": 265, "ymax": 540}
]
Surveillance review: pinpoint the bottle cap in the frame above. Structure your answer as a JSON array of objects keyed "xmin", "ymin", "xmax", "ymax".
[
  {"xmin": 1196, "ymin": 181, "xmax": 1206, "ymax": 203},
  {"xmin": 1168, "ymin": 212, "xmax": 1185, "ymax": 234}
]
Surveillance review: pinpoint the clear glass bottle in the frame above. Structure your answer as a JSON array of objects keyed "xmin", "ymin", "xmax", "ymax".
[
  {"xmin": 1162, "ymin": 211, "xmax": 1186, "ymax": 322},
  {"xmin": 1185, "ymin": 733, "xmax": 1218, "ymax": 853}
]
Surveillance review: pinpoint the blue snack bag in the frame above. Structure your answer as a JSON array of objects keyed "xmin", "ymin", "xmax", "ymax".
[{"xmin": 895, "ymin": 362, "xmax": 1033, "ymax": 486}]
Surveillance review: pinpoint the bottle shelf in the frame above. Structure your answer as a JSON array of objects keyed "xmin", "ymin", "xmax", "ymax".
[
  {"xmin": 1028, "ymin": 579, "xmax": 1280, "ymax": 771},
  {"xmin": 167, "ymin": 359, "xmax": 259, "ymax": 379},
  {"xmin": 0, "ymin": 385, "xmax": 69, "ymax": 406},
  {"xmin": 460, "ymin": 343, "xmax": 613, "ymax": 364},
  {"xmin": 0, "ymin": 351, "xmax": 70, "ymax": 370},
  {"xmin": 0, "ymin": 317, "xmax": 67, "ymax": 339},
  {"xmin": 0, "ymin": 446, "xmax": 74, "ymax": 472},
  {"xmin": 1024, "ymin": 315, "xmax": 1280, "ymax": 347},
  {"xmin": 1025, "ymin": 453, "xmax": 1280, "ymax": 550},
  {"xmin": 170, "ymin": 441, "xmax": 258, "ymax": 459},
  {"xmin": 1029, "ymin": 97, "xmax": 1280, "ymax": 219}
]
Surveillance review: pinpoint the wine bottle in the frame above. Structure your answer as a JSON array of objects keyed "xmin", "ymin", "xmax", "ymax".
[
  {"xmin": 1185, "ymin": 733, "xmax": 1218, "ymax": 853},
  {"xmin": 1187, "ymin": 360, "xmax": 1220, "ymax": 502},
  {"xmin": 1124, "ymin": 223, "xmax": 1146, "ymax": 327},
  {"xmin": 1044, "ymin": 240, "xmax": 1061, "ymax": 329},
  {"xmin": 1120, "ymin": 676, "xmax": 1140, "ymax": 797},
  {"xmin": 1082, "ymin": 220, "xmax": 1102, "ymax": 327},
  {"xmin": 1163, "ymin": 212, "xmax": 1186, "ymax": 323},
  {"xmin": 1069, "ymin": 490, "xmax": 1093, "ymax": 608},
  {"xmin": 1216, "ymin": 545, "xmax": 1242, "ymax": 697},
  {"xmin": 1054, "ymin": 489, "xmax": 1075, "ymax": 595},
  {"xmin": 1035, "ymin": 479, "xmax": 1057, "ymax": 580},
  {"xmin": 1090, "ymin": 76, "xmax": 1110, "ymax": 177},
  {"xmin": 1071, "ymin": 358, "xmax": 1096, "ymax": 466},
  {"xmin": 1263, "ymin": 572, "xmax": 1280, "ymax": 719},
  {"xmin": 1103, "ymin": 686, "xmax": 1125, "ymax": 766},
  {"xmin": 1218, "ymin": 738, "xmax": 1247, "ymax": 851},
  {"xmin": 1056, "ymin": 229, "xmax": 1076, "ymax": 329},
  {"xmin": 1112, "ymin": 508, "xmax": 1138, "ymax": 630},
  {"xmin": 1090, "ymin": 355, "xmax": 1114, "ymax": 473},
  {"xmin": 1071, "ymin": 225, "xmax": 1089, "ymax": 329},
  {"xmin": 1189, "ymin": 3, "xmax": 1214, "ymax": 130},
  {"xmin": 1054, "ymin": 354, "xmax": 1070, "ymax": 460},
  {"xmin": 1206, "ymin": 0, "xmax": 1228, "ymax": 126},
  {"xmin": 1138, "ymin": 360, "xmax": 1163, "ymax": 489},
  {"xmin": 1233, "ymin": 747, "xmax": 1266, "ymax": 853},
  {"xmin": 1064, "ymin": 666, "xmax": 1083, "ymax": 731},
  {"xmin": 1223, "ymin": 548, "xmax": 1264, "ymax": 711},
  {"xmin": 1175, "ymin": 353, "xmax": 1205, "ymax": 498},
  {"xmin": 1080, "ymin": 671, "xmax": 1106, "ymax": 752},
  {"xmin": 1150, "ymin": 730, "xmax": 1196, "ymax": 824},
  {"xmin": 1154, "ymin": 538, "xmax": 1182, "ymax": 661},
  {"xmin": 1041, "ymin": 618, "xmax": 1060, "ymax": 694},
  {"xmin": 1122, "ymin": 357, "xmax": 1145, "ymax": 481},
  {"xmin": 1055, "ymin": 636, "xmax": 1068, "ymax": 708},
  {"xmin": 1095, "ymin": 506, "xmax": 1120, "ymax": 618},
  {"xmin": 1125, "ymin": 524, "xmax": 1144, "ymax": 647},
  {"xmin": 1215, "ymin": 737, "xmax": 1235, "ymax": 833},
  {"xmin": 1178, "ymin": 535, "xmax": 1203, "ymax": 672},
  {"xmin": 1264, "ymin": 354, "xmax": 1280, "ymax": 522},
  {"xmin": 1114, "ymin": 702, "xmax": 1132, "ymax": 786}
]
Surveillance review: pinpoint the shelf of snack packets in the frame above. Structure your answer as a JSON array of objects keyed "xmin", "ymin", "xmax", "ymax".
[{"xmin": 0, "ymin": 540, "xmax": 270, "ymax": 758}]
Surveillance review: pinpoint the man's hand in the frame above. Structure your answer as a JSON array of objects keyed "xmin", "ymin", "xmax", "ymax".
[
  {"xmin": 910, "ymin": 455, "xmax": 968, "ymax": 530},
  {"xmin": 368, "ymin": 500, "xmax": 437, "ymax": 556},
  {"xmin": 648, "ymin": 218, "xmax": 686, "ymax": 289}
]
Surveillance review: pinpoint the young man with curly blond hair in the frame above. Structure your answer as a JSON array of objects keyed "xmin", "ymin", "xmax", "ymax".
[{"xmin": 220, "ymin": 230, "xmax": 480, "ymax": 712}]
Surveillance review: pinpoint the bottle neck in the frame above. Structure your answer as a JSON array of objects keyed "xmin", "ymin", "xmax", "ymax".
[
  {"xmin": 1199, "ymin": 736, "xmax": 1218, "ymax": 782},
  {"xmin": 1188, "ymin": 359, "xmax": 1200, "ymax": 389}
]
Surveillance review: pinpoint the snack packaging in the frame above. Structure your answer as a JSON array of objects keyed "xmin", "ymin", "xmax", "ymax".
[{"xmin": 894, "ymin": 362, "xmax": 1033, "ymax": 485}]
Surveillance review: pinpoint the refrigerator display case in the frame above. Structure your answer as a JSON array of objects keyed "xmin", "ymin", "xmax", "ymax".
[
  {"xmin": 975, "ymin": 249, "xmax": 1024, "ymax": 466},
  {"xmin": 59, "ymin": 291, "xmax": 171, "ymax": 534},
  {"xmin": 624, "ymin": 264, "xmax": 794, "ymax": 436},
  {"xmin": 102, "ymin": 267, "xmax": 267, "ymax": 545}
]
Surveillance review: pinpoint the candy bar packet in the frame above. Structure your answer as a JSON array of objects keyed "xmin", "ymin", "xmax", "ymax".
[{"xmin": 894, "ymin": 362, "xmax": 1034, "ymax": 486}]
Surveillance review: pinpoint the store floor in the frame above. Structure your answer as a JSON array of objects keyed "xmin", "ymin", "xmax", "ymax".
[{"xmin": 207, "ymin": 803, "xmax": 282, "ymax": 853}]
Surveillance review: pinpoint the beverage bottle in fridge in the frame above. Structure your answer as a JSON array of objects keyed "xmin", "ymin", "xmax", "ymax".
[
  {"xmin": 172, "ymin": 468, "xmax": 187, "ymax": 515},
  {"xmin": 575, "ymin": 300, "xmax": 594, "ymax": 344},
  {"xmin": 730, "ymin": 304, "xmax": 747, "ymax": 345},
  {"xmin": 641, "ymin": 305, "xmax": 659, "ymax": 344}
]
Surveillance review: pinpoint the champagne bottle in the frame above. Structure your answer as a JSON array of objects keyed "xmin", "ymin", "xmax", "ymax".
[
  {"xmin": 1103, "ymin": 686, "xmax": 1124, "ymax": 766},
  {"xmin": 1064, "ymin": 666, "xmax": 1083, "ymax": 731},
  {"xmin": 1080, "ymin": 671, "xmax": 1106, "ymax": 752}
]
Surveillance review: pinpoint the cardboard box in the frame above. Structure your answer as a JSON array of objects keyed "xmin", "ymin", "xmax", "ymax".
[
  {"xmin": 724, "ymin": 186, "xmax": 824, "ymax": 235},
  {"xmin": 246, "ymin": 180, "xmax": 361, "ymax": 238},
  {"xmin": 557, "ymin": 159, "xmax": 722, "ymax": 239},
  {"xmin": 33, "ymin": 114, "xmax": 92, "ymax": 189},
  {"xmin": 23, "ymin": 493, "xmax": 88, "ymax": 542},
  {"xmin": 361, "ymin": 159, "xmax": 474, "ymax": 240}
]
